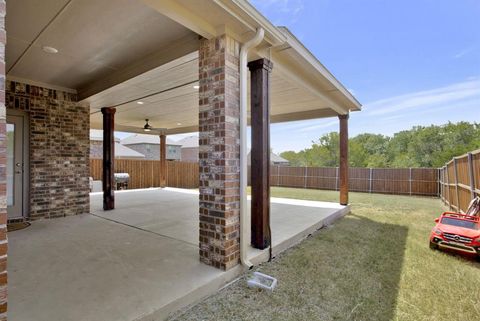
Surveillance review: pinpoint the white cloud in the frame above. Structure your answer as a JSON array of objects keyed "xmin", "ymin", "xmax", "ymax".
[
  {"xmin": 251, "ymin": 0, "xmax": 305, "ymax": 24},
  {"xmin": 298, "ymin": 120, "xmax": 338, "ymax": 132},
  {"xmin": 453, "ymin": 48, "xmax": 472, "ymax": 59},
  {"xmin": 365, "ymin": 79, "xmax": 480, "ymax": 116}
]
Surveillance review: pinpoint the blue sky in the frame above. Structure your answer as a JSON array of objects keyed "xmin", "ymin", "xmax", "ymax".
[
  {"xmin": 121, "ymin": 0, "xmax": 480, "ymax": 153},
  {"xmin": 254, "ymin": 0, "xmax": 480, "ymax": 153}
]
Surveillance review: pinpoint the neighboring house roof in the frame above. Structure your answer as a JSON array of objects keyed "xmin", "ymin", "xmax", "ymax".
[
  {"xmin": 90, "ymin": 130, "xmax": 145, "ymax": 158},
  {"xmin": 177, "ymin": 136, "xmax": 199, "ymax": 148},
  {"xmin": 114, "ymin": 143, "xmax": 145, "ymax": 159},
  {"xmin": 247, "ymin": 151, "xmax": 289, "ymax": 165},
  {"xmin": 270, "ymin": 153, "xmax": 290, "ymax": 164},
  {"xmin": 120, "ymin": 134, "xmax": 181, "ymax": 146},
  {"xmin": 90, "ymin": 129, "xmax": 120, "ymax": 142}
]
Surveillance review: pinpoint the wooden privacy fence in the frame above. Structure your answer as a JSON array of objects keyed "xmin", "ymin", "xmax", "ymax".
[
  {"xmin": 439, "ymin": 149, "xmax": 480, "ymax": 213},
  {"xmin": 90, "ymin": 159, "xmax": 199, "ymax": 189},
  {"xmin": 90, "ymin": 159, "xmax": 440, "ymax": 196},
  {"xmin": 265, "ymin": 166, "xmax": 439, "ymax": 196}
]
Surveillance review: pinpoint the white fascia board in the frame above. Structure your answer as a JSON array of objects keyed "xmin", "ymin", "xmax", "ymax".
[{"xmin": 213, "ymin": 0, "xmax": 286, "ymax": 46}]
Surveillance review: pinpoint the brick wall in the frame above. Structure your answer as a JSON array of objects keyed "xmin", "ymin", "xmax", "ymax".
[
  {"xmin": 6, "ymin": 80, "xmax": 90, "ymax": 219},
  {"xmin": 198, "ymin": 34, "xmax": 241, "ymax": 270},
  {"xmin": 0, "ymin": 1, "xmax": 7, "ymax": 319}
]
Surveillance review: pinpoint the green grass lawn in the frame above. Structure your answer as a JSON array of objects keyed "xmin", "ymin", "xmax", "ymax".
[{"xmin": 170, "ymin": 188, "xmax": 480, "ymax": 321}]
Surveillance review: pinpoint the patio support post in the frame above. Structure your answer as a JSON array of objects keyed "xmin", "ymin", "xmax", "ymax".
[
  {"xmin": 160, "ymin": 134, "xmax": 167, "ymax": 188},
  {"xmin": 101, "ymin": 107, "xmax": 116, "ymax": 210},
  {"xmin": 339, "ymin": 114, "xmax": 349, "ymax": 205},
  {"xmin": 248, "ymin": 58, "xmax": 273, "ymax": 249},
  {"xmin": 198, "ymin": 34, "xmax": 241, "ymax": 270}
]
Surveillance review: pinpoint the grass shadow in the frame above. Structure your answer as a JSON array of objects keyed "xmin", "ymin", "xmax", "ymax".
[{"xmin": 171, "ymin": 212, "xmax": 409, "ymax": 321}]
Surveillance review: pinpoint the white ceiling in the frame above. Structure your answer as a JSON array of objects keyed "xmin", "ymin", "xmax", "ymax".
[
  {"xmin": 6, "ymin": 0, "xmax": 196, "ymax": 90},
  {"xmin": 87, "ymin": 51, "xmax": 336, "ymax": 135},
  {"xmin": 7, "ymin": 0, "xmax": 350, "ymax": 136}
]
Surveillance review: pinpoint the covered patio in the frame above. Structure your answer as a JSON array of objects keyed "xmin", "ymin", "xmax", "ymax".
[
  {"xmin": 8, "ymin": 188, "xmax": 348, "ymax": 321},
  {"xmin": 1, "ymin": 0, "xmax": 361, "ymax": 320}
]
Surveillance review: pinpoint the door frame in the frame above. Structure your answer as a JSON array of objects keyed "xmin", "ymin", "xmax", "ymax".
[{"xmin": 6, "ymin": 109, "xmax": 30, "ymax": 220}]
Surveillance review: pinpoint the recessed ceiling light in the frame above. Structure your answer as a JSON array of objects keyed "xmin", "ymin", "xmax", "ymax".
[
  {"xmin": 176, "ymin": 122, "xmax": 182, "ymax": 126},
  {"xmin": 137, "ymin": 101, "xmax": 144, "ymax": 105},
  {"xmin": 193, "ymin": 85, "xmax": 200, "ymax": 89},
  {"xmin": 42, "ymin": 46, "xmax": 58, "ymax": 54}
]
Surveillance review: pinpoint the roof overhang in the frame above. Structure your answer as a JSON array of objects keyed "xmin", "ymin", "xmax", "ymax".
[{"xmin": 6, "ymin": 0, "xmax": 361, "ymax": 136}]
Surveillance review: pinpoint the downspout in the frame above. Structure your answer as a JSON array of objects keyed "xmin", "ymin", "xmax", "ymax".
[{"xmin": 240, "ymin": 28, "xmax": 264, "ymax": 268}]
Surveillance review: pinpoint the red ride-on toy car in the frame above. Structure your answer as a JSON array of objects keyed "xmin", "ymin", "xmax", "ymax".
[{"xmin": 430, "ymin": 212, "xmax": 480, "ymax": 261}]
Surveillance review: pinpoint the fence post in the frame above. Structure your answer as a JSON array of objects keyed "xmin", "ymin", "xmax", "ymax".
[
  {"xmin": 409, "ymin": 168, "xmax": 412, "ymax": 195},
  {"xmin": 467, "ymin": 153, "xmax": 476, "ymax": 199},
  {"xmin": 453, "ymin": 158, "xmax": 460, "ymax": 212},
  {"xmin": 335, "ymin": 167, "xmax": 339, "ymax": 191},
  {"xmin": 445, "ymin": 165, "xmax": 451, "ymax": 210},
  {"xmin": 304, "ymin": 166, "xmax": 307, "ymax": 189},
  {"xmin": 438, "ymin": 168, "xmax": 442, "ymax": 199},
  {"xmin": 277, "ymin": 165, "xmax": 280, "ymax": 187},
  {"xmin": 369, "ymin": 168, "xmax": 373, "ymax": 193}
]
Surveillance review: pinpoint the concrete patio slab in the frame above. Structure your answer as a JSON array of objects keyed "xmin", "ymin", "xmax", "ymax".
[{"xmin": 8, "ymin": 188, "xmax": 349, "ymax": 321}]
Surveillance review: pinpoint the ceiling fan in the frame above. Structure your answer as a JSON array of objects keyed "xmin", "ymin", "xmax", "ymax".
[{"xmin": 143, "ymin": 119, "xmax": 166, "ymax": 133}]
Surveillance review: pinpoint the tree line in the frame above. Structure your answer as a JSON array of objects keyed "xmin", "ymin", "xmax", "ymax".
[{"xmin": 279, "ymin": 122, "xmax": 480, "ymax": 168}]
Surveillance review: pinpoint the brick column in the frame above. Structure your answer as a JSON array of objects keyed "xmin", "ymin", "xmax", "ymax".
[
  {"xmin": 0, "ymin": 1, "xmax": 8, "ymax": 319},
  {"xmin": 198, "ymin": 34, "xmax": 241, "ymax": 270}
]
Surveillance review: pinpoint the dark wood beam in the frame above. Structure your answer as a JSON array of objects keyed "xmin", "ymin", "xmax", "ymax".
[
  {"xmin": 339, "ymin": 114, "xmax": 349, "ymax": 205},
  {"xmin": 101, "ymin": 107, "xmax": 116, "ymax": 210},
  {"xmin": 160, "ymin": 134, "xmax": 167, "ymax": 188},
  {"xmin": 248, "ymin": 58, "xmax": 273, "ymax": 250}
]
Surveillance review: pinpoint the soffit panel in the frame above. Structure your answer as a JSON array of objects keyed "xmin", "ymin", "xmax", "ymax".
[
  {"xmin": 87, "ymin": 51, "xmax": 335, "ymax": 134},
  {"xmin": 6, "ymin": 0, "xmax": 195, "ymax": 90}
]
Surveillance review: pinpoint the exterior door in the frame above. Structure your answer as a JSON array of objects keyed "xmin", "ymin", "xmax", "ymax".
[{"xmin": 7, "ymin": 114, "xmax": 26, "ymax": 219}]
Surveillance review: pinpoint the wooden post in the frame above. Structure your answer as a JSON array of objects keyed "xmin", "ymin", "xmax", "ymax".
[
  {"xmin": 335, "ymin": 167, "xmax": 339, "ymax": 191},
  {"xmin": 248, "ymin": 58, "xmax": 273, "ymax": 250},
  {"xmin": 438, "ymin": 168, "xmax": 442, "ymax": 198},
  {"xmin": 369, "ymin": 168, "xmax": 373, "ymax": 193},
  {"xmin": 304, "ymin": 167, "xmax": 308, "ymax": 188},
  {"xmin": 445, "ymin": 164, "xmax": 452, "ymax": 210},
  {"xmin": 409, "ymin": 168, "xmax": 412, "ymax": 195},
  {"xmin": 101, "ymin": 107, "xmax": 116, "ymax": 210},
  {"xmin": 277, "ymin": 165, "xmax": 280, "ymax": 186},
  {"xmin": 467, "ymin": 153, "xmax": 476, "ymax": 199},
  {"xmin": 339, "ymin": 114, "xmax": 349, "ymax": 205},
  {"xmin": 439, "ymin": 168, "xmax": 443, "ymax": 201},
  {"xmin": 453, "ymin": 158, "xmax": 460, "ymax": 212},
  {"xmin": 160, "ymin": 134, "xmax": 167, "ymax": 188}
]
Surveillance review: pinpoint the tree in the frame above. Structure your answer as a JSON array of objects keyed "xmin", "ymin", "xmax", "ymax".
[{"xmin": 279, "ymin": 121, "xmax": 480, "ymax": 168}]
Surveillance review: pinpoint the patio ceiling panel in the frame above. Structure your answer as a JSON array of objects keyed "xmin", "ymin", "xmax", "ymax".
[
  {"xmin": 87, "ymin": 42, "xmax": 345, "ymax": 135},
  {"xmin": 7, "ymin": 0, "xmax": 360, "ymax": 135},
  {"xmin": 6, "ymin": 0, "xmax": 198, "ymax": 93},
  {"xmin": 87, "ymin": 49, "xmax": 339, "ymax": 135}
]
